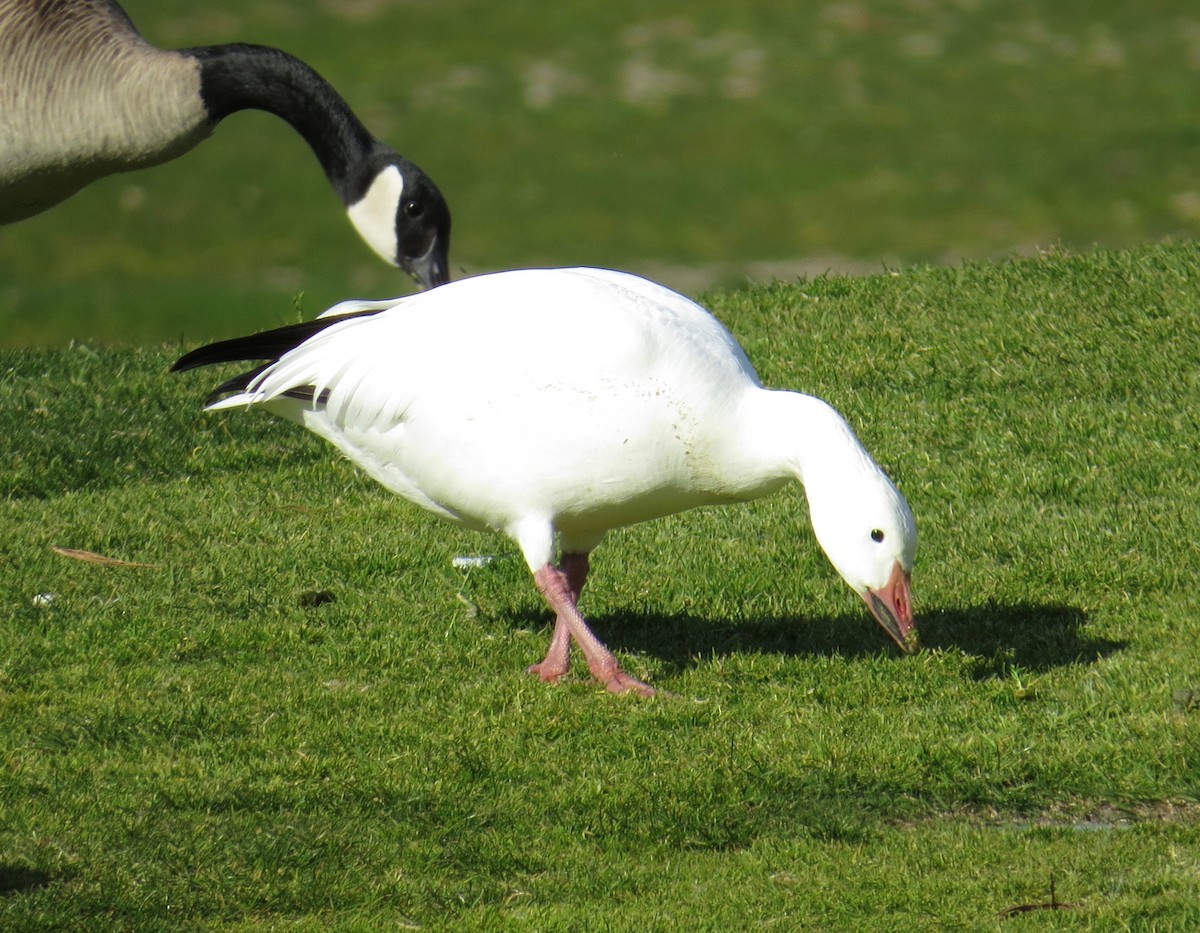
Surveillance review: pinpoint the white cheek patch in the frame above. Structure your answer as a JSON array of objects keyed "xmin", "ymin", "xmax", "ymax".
[{"xmin": 347, "ymin": 164, "xmax": 403, "ymax": 265}]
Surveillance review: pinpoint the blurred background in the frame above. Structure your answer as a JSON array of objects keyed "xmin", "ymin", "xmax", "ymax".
[{"xmin": 2, "ymin": 0, "xmax": 1198, "ymax": 346}]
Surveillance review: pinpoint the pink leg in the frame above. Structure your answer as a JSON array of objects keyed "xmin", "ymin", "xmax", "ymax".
[
  {"xmin": 561, "ymin": 552, "xmax": 590, "ymax": 603},
  {"xmin": 527, "ymin": 553, "xmax": 588, "ymax": 684},
  {"xmin": 529, "ymin": 559, "xmax": 655, "ymax": 697},
  {"xmin": 527, "ymin": 615, "xmax": 571, "ymax": 683}
]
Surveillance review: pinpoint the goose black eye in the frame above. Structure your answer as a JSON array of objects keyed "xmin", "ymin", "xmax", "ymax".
[
  {"xmin": 403, "ymin": 199, "xmax": 425, "ymax": 219},
  {"xmin": 870, "ymin": 529, "xmax": 885, "ymax": 543}
]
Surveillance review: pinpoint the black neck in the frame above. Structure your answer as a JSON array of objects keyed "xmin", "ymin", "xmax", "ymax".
[{"xmin": 187, "ymin": 43, "xmax": 384, "ymax": 204}]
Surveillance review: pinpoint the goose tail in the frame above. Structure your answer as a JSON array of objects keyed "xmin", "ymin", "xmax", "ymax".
[{"xmin": 172, "ymin": 303, "xmax": 392, "ymax": 408}]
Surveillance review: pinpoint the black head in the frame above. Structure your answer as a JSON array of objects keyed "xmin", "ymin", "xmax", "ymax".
[
  {"xmin": 392, "ymin": 158, "xmax": 452, "ymax": 288},
  {"xmin": 346, "ymin": 152, "xmax": 452, "ymax": 289}
]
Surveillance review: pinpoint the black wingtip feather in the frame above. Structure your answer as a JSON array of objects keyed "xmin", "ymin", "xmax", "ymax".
[
  {"xmin": 172, "ymin": 316, "xmax": 347, "ymax": 374},
  {"xmin": 173, "ymin": 308, "xmax": 384, "ymax": 372},
  {"xmin": 200, "ymin": 364, "xmax": 272, "ymax": 407},
  {"xmin": 173, "ymin": 309, "xmax": 382, "ymax": 407}
]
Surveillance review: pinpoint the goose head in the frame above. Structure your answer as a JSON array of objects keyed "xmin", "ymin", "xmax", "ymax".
[
  {"xmin": 765, "ymin": 393, "xmax": 917, "ymax": 651},
  {"xmin": 805, "ymin": 452, "xmax": 917, "ymax": 652},
  {"xmin": 346, "ymin": 155, "xmax": 451, "ymax": 289}
]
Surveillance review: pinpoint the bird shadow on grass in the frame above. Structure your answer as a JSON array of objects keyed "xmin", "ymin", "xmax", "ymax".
[
  {"xmin": 0, "ymin": 864, "xmax": 53, "ymax": 898},
  {"xmin": 916, "ymin": 603, "xmax": 1125, "ymax": 679},
  {"xmin": 513, "ymin": 601, "xmax": 1123, "ymax": 682}
]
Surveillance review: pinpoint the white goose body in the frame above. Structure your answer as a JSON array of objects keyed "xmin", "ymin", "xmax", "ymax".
[
  {"xmin": 176, "ymin": 267, "xmax": 917, "ymax": 695},
  {"xmin": 281, "ymin": 270, "xmax": 784, "ymax": 543},
  {"xmin": 0, "ymin": 0, "xmax": 451, "ymax": 286}
]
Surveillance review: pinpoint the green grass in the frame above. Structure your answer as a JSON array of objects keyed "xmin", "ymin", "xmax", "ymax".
[
  {"xmin": 5, "ymin": 1, "xmax": 1200, "ymax": 345},
  {"xmin": 3, "ymin": 242, "xmax": 1200, "ymax": 928}
]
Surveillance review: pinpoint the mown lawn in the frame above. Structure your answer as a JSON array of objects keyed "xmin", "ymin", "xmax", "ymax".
[{"xmin": 2, "ymin": 242, "xmax": 1199, "ymax": 929}]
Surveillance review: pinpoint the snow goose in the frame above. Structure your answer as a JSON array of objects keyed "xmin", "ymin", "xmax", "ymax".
[
  {"xmin": 0, "ymin": 0, "xmax": 450, "ymax": 287},
  {"xmin": 173, "ymin": 267, "xmax": 917, "ymax": 695}
]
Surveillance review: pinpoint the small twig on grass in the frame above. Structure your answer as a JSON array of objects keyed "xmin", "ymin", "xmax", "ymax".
[
  {"xmin": 51, "ymin": 546, "xmax": 159, "ymax": 569},
  {"xmin": 998, "ymin": 873, "xmax": 1080, "ymax": 919}
]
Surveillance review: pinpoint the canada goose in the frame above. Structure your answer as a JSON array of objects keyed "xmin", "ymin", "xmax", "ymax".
[
  {"xmin": 0, "ymin": 0, "xmax": 450, "ymax": 287},
  {"xmin": 173, "ymin": 267, "xmax": 918, "ymax": 696}
]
